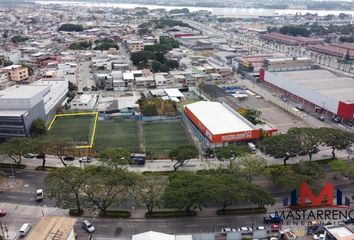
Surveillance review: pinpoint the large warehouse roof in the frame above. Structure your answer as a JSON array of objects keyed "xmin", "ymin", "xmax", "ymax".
[
  {"xmin": 185, "ymin": 101, "xmax": 254, "ymax": 135},
  {"xmin": 273, "ymin": 69, "xmax": 354, "ymax": 104}
]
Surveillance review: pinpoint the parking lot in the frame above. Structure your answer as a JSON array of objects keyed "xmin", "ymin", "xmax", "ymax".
[{"xmin": 236, "ymin": 92, "xmax": 308, "ymax": 133}]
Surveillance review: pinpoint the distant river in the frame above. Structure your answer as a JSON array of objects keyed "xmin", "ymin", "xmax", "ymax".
[{"xmin": 34, "ymin": 0, "xmax": 354, "ymax": 17}]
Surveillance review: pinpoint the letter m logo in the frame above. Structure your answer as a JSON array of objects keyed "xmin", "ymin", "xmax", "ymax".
[{"xmin": 299, "ymin": 182, "xmax": 333, "ymax": 206}]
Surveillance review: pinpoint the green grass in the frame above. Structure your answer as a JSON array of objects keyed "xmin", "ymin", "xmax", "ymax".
[
  {"xmin": 143, "ymin": 121, "xmax": 192, "ymax": 158},
  {"xmin": 49, "ymin": 115, "xmax": 94, "ymax": 144},
  {"xmin": 94, "ymin": 119, "xmax": 139, "ymax": 152}
]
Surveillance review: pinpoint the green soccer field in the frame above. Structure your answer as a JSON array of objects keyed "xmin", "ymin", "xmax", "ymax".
[
  {"xmin": 94, "ymin": 119, "xmax": 140, "ymax": 152},
  {"xmin": 49, "ymin": 115, "xmax": 94, "ymax": 145},
  {"xmin": 143, "ymin": 121, "xmax": 192, "ymax": 158}
]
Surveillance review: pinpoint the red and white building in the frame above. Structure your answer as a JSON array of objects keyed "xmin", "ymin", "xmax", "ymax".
[
  {"xmin": 260, "ymin": 66, "xmax": 354, "ymax": 121},
  {"xmin": 184, "ymin": 101, "xmax": 261, "ymax": 147}
]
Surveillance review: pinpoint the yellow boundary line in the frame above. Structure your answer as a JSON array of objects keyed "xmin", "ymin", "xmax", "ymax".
[{"xmin": 47, "ymin": 112, "xmax": 99, "ymax": 149}]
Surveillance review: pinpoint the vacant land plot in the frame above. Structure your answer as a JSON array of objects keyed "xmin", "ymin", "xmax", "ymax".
[
  {"xmin": 94, "ymin": 119, "xmax": 139, "ymax": 152},
  {"xmin": 49, "ymin": 114, "xmax": 95, "ymax": 146},
  {"xmin": 143, "ymin": 121, "xmax": 192, "ymax": 158}
]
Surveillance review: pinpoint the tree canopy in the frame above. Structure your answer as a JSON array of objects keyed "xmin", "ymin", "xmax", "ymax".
[
  {"xmin": 169, "ymin": 145, "xmax": 198, "ymax": 171},
  {"xmin": 58, "ymin": 23, "xmax": 84, "ymax": 32},
  {"xmin": 30, "ymin": 118, "xmax": 47, "ymax": 138}
]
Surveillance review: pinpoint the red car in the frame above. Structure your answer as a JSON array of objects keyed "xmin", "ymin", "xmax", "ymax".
[
  {"xmin": 271, "ymin": 223, "xmax": 281, "ymax": 231},
  {"xmin": 0, "ymin": 210, "xmax": 6, "ymax": 217}
]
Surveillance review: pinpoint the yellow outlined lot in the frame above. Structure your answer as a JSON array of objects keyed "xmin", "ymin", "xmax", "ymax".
[{"xmin": 48, "ymin": 112, "xmax": 99, "ymax": 149}]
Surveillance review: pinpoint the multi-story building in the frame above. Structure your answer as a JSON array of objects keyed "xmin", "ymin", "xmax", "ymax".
[
  {"xmin": 127, "ymin": 40, "xmax": 144, "ymax": 53},
  {"xmin": 0, "ymin": 78, "xmax": 68, "ymax": 139},
  {"xmin": 70, "ymin": 94, "xmax": 99, "ymax": 111},
  {"xmin": 1, "ymin": 64, "xmax": 29, "ymax": 83}
]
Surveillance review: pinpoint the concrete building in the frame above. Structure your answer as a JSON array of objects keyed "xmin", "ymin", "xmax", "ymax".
[
  {"xmin": 0, "ymin": 78, "xmax": 68, "ymax": 138},
  {"xmin": 260, "ymin": 66, "xmax": 354, "ymax": 121},
  {"xmin": 308, "ymin": 43, "xmax": 354, "ymax": 60},
  {"xmin": 1, "ymin": 64, "xmax": 29, "ymax": 83},
  {"xmin": 70, "ymin": 94, "xmax": 99, "ymax": 111},
  {"xmin": 184, "ymin": 101, "xmax": 261, "ymax": 148},
  {"xmin": 154, "ymin": 74, "xmax": 167, "ymax": 87},
  {"xmin": 260, "ymin": 32, "xmax": 323, "ymax": 46},
  {"xmin": 264, "ymin": 57, "xmax": 312, "ymax": 72},
  {"xmin": 127, "ymin": 40, "xmax": 144, "ymax": 53},
  {"xmin": 324, "ymin": 225, "xmax": 354, "ymax": 240},
  {"xmin": 135, "ymin": 76, "xmax": 155, "ymax": 89},
  {"xmin": 123, "ymin": 72, "xmax": 135, "ymax": 90},
  {"xmin": 26, "ymin": 216, "xmax": 76, "ymax": 240}
]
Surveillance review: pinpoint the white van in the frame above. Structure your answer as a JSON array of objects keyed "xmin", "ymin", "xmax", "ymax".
[
  {"xmin": 248, "ymin": 142, "xmax": 256, "ymax": 152},
  {"xmin": 19, "ymin": 223, "xmax": 31, "ymax": 237}
]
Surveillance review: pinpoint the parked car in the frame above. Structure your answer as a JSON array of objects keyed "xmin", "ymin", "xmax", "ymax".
[
  {"xmin": 36, "ymin": 154, "xmax": 44, "ymax": 159},
  {"xmin": 82, "ymin": 220, "xmax": 95, "ymax": 233},
  {"xmin": 237, "ymin": 227, "xmax": 252, "ymax": 235},
  {"xmin": 64, "ymin": 156, "xmax": 75, "ymax": 161},
  {"xmin": 256, "ymin": 226, "xmax": 266, "ymax": 230},
  {"xmin": 344, "ymin": 218, "xmax": 354, "ymax": 224},
  {"xmin": 333, "ymin": 116, "xmax": 341, "ymax": 123},
  {"xmin": 24, "ymin": 153, "xmax": 35, "ymax": 159},
  {"xmin": 318, "ymin": 115, "xmax": 325, "ymax": 121},
  {"xmin": 221, "ymin": 228, "xmax": 236, "ymax": 235},
  {"xmin": 0, "ymin": 209, "xmax": 6, "ymax": 217},
  {"xmin": 313, "ymin": 234, "xmax": 325, "ymax": 240},
  {"xmin": 271, "ymin": 223, "xmax": 281, "ymax": 231},
  {"xmin": 264, "ymin": 214, "xmax": 282, "ymax": 224},
  {"xmin": 79, "ymin": 157, "xmax": 92, "ymax": 163},
  {"xmin": 295, "ymin": 104, "xmax": 305, "ymax": 111},
  {"xmin": 280, "ymin": 96, "xmax": 288, "ymax": 102}
]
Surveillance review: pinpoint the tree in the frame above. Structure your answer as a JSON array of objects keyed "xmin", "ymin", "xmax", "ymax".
[
  {"xmin": 11, "ymin": 35, "xmax": 29, "ymax": 43},
  {"xmin": 247, "ymin": 184, "xmax": 275, "ymax": 208},
  {"xmin": 233, "ymin": 155, "xmax": 266, "ymax": 183},
  {"xmin": 267, "ymin": 165, "xmax": 304, "ymax": 192},
  {"xmin": 97, "ymin": 148, "xmax": 132, "ymax": 168},
  {"xmin": 58, "ymin": 23, "xmax": 84, "ymax": 32},
  {"xmin": 258, "ymin": 134, "xmax": 302, "ymax": 165},
  {"xmin": 44, "ymin": 166, "xmax": 87, "ymax": 212},
  {"xmin": 83, "ymin": 166, "xmax": 137, "ymax": 214},
  {"xmin": 215, "ymin": 145, "xmax": 249, "ymax": 167},
  {"xmin": 30, "ymin": 118, "xmax": 47, "ymax": 138},
  {"xmin": 210, "ymin": 175, "xmax": 247, "ymax": 211},
  {"xmin": 288, "ymin": 127, "xmax": 322, "ymax": 161},
  {"xmin": 50, "ymin": 138, "xmax": 74, "ymax": 167},
  {"xmin": 0, "ymin": 138, "xmax": 31, "ymax": 165},
  {"xmin": 169, "ymin": 145, "xmax": 198, "ymax": 171},
  {"xmin": 329, "ymin": 159, "xmax": 347, "ymax": 179},
  {"xmin": 134, "ymin": 176, "xmax": 165, "ymax": 214},
  {"xmin": 292, "ymin": 161, "xmax": 325, "ymax": 189},
  {"xmin": 241, "ymin": 108, "xmax": 261, "ymax": 125},
  {"xmin": 32, "ymin": 137, "xmax": 52, "ymax": 168},
  {"xmin": 320, "ymin": 128, "xmax": 354, "ymax": 159},
  {"xmin": 93, "ymin": 38, "xmax": 118, "ymax": 51},
  {"xmin": 162, "ymin": 172, "xmax": 213, "ymax": 215}
]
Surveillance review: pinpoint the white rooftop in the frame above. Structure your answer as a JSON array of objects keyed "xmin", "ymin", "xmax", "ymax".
[
  {"xmin": 164, "ymin": 88, "xmax": 184, "ymax": 98},
  {"xmin": 123, "ymin": 72, "xmax": 134, "ymax": 80},
  {"xmin": 326, "ymin": 226, "xmax": 354, "ymax": 240},
  {"xmin": 0, "ymin": 85, "xmax": 48, "ymax": 99},
  {"xmin": 185, "ymin": 101, "xmax": 254, "ymax": 135},
  {"xmin": 132, "ymin": 231, "xmax": 174, "ymax": 240}
]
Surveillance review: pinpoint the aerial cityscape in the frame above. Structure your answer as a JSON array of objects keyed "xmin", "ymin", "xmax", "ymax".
[{"xmin": 1, "ymin": 0, "xmax": 354, "ymax": 240}]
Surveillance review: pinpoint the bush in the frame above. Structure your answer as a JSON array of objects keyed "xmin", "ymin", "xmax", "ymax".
[
  {"xmin": 0, "ymin": 163, "xmax": 26, "ymax": 169},
  {"xmin": 99, "ymin": 210, "xmax": 131, "ymax": 218},
  {"xmin": 69, "ymin": 209, "xmax": 84, "ymax": 216},
  {"xmin": 216, "ymin": 207, "xmax": 267, "ymax": 215},
  {"xmin": 35, "ymin": 166, "xmax": 58, "ymax": 171},
  {"xmin": 145, "ymin": 210, "xmax": 197, "ymax": 218},
  {"xmin": 142, "ymin": 171, "xmax": 172, "ymax": 176}
]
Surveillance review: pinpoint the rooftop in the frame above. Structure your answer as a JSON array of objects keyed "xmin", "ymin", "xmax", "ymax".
[
  {"xmin": 326, "ymin": 225, "xmax": 354, "ymax": 240},
  {"xmin": 273, "ymin": 69, "xmax": 354, "ymax": 104},
  {"xmin": 0, "ymin": 85, "xmax": 48, "ymax": 99},
  {"xmin": 185, "ymin": 101, "xmax": 254, "ymax": 135}
]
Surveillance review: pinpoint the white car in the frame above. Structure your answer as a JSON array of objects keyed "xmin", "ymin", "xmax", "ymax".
[
  {"xmin": 79, "ymin": 157, "xmax": 92, "ymax": 163},
  {"xmin": 82, "ymin": 220, "xmax": 95, "ymax": 233},
  {"xmin": 313, "ymin": 234, "xmax": 325, "ymax": 240},
  {"xmin": 238, "ymin": 227, "xmax": 253, "ymax": 235},
  {"xmin": 256, "ymin": 226, "xmax": 266, "ymax": 230},
  {"xmin": 221, "ymin": 228, "xmax": 236, "ymax": 235}
]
